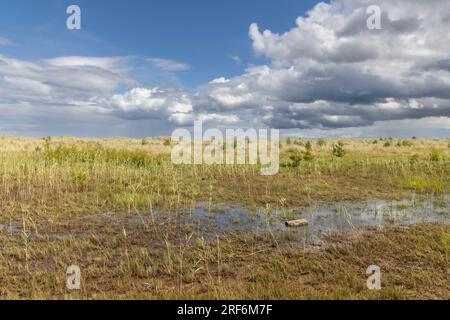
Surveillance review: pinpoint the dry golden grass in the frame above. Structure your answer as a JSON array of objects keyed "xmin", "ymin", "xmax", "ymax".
[
  {"xmin": 0, "ymin": 220, "xmax": 448, "ymax": 299},
  {"xmin": 0, "ymin": 135, "xmax": 448, "ymax": 299},
  {"xmin": 0, "ymin": 136, "xmax": 448, "ymax": 220}
]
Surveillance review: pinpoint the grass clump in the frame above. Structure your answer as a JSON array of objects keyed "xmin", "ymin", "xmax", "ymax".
[
  {"xmin": 332, "ymin": 143, "xmax": 346, "ymax": 158},
  {"xmin": 303, "ymin": 141, "xmax": 314, "ymax": 161},
  {"xmin": 401, "ymin": 140, "xmax": 413, "ymax": 147},
  {"xmin": 163, "ymin": 138, "xmax": 172, "ymax": 147},
  {"xmin": 289, "ymin": 151, "xmax": 302, "ymax": 168},
  {"xmin": 430, "ymin": 148, "xmax": 442, "ymax": 162}
]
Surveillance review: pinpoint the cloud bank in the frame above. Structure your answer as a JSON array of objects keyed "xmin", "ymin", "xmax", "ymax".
[
  {"xmin": 1, "ymin": 0, "xmax": 450, "ymax": 136},
  {"xmin": 198, "ymin": 0, "xmax": 450, "ymax": 129}
]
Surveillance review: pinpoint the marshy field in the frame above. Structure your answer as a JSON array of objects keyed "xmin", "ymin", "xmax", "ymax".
[{"xmin": 0, "ymin": 136, "xmax": 449, "ymax": 299}]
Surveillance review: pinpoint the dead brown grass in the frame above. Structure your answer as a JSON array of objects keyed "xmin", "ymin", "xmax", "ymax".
[{"xmin": 0, "ymin": 220, "xmax": 448, "ymax": 299}]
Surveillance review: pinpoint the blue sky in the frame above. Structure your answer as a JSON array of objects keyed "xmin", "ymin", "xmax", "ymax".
[
  {"xmin": 0, "ymin": 0, "xmax": 449, "ymax": 137},
  {"xmin": 0, "ymin": 0, "xmax": 317, "ymax": 89}
]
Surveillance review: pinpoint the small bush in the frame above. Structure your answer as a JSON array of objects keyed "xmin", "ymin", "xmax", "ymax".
[
  {"xmin": 289, "ymin": 151, "xmax": 302, "ymax": 167},
  {"xmin": 384, "ymin": 141, "xmax": 391, "ymax": 147},
  {"xmin": 304, "ymin": 141, "xmax": 314, "ymax": 160},
  {"xmin": 402, "ymin": 140, "xmax": 413, "ymax": 147},
  {"xmin": 430, "ymin": 148, "xmax": 442, "ymax": 162},
  {"xmin": 332, "ymin": 143, "xmax": 346, "ymax": 158},
  {"xmin": 163, "ymin": 138, "xmax": 171, "ymax": 146}
]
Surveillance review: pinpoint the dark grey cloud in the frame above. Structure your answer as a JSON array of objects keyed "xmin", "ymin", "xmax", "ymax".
[
  {"xmin": 337, "ymin": 10, "xmax": 421, "ymax": 38},
  {"xmin": 264, "ymin": 99, "xmax": 450, "ymax": 129},
  {"xmin": 421, "ymin": 59, "xmax": 450, "ymax": 72}
]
